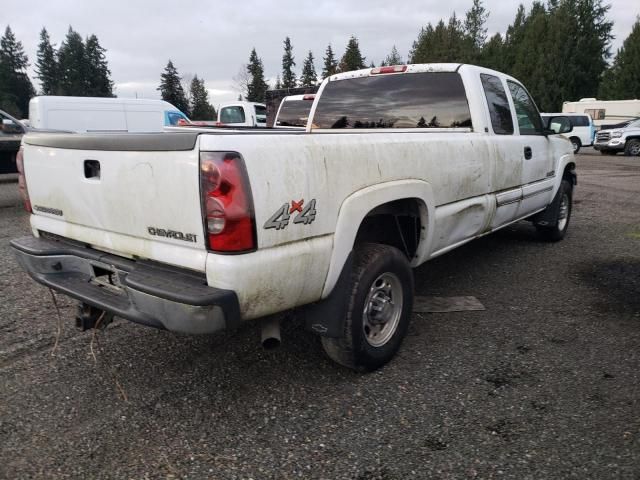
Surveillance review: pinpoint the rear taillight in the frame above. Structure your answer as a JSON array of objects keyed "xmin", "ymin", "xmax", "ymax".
[
  {"xmin": 303, "ymin": 94, "xmax": 316, "ymax": 101},
  {"xmin": 15, "ymin": 147, "xmax": 32, "ymax": 213},
  {"xmin": 371, "ymin": 65, "xmax": 408, "ymax": 75},
  {"xmin": 200, "ymin": 152, "xmax": 256, "ymax": 253}
]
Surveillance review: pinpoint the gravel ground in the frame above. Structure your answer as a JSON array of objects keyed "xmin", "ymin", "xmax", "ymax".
[{"xmin": 1, "ymin": 149, "xmax": 639, "ymax": 479}]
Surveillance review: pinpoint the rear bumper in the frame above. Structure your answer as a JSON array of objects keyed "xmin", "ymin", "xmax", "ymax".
[{"xmin": 10, "ymin": 236, "xmax": 241, "ymax": 334}]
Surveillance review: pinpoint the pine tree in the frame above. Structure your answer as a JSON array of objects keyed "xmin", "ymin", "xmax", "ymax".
[
  {"xmin": 599, "ymin": 17, "xmax": 640, "ymax": 99},
  {"xmin": 274, "ymin": 75, "xmax": 282, "ymax": 89},
  {"xmin": 464, "ymin": 0, "xmax": 489, "ymax": 50},
  {"xmin": 189, "ymin": 75, "xmax": 216, "ymax": 120},
  {"xmin": 410, "ymin": 14, "xmax": 470, "ymax": 63},
  {"xmin": 0, "ymin": 26, "xmax": 35, "ymax": 117},
  {"xmin": 85, "ymin": 34, "xmax": 113, "ymax": 97},
  {"xmin": 246, "ymin": 48, "xmax": 268, "ymax": 103},
  {"xmin": 281, "ymin": 37, "xmax": 296, "ymax": 88},
  {"xmin": 321, "ymin": 44, "xmax": 338, "ymax": 78},
  {"xmin": 57, "ymin": 27, "xmax": 88, "ymax": 96},
  {"xmin": 479, "ymin": 33, "xmax": 505, "ymax": 71},
  {"xmin": 382, "ymin": 45, "xmax": 403, "ymax": 66},
  {"xmin": 158, "ymin": 60, "xmax": 189, "ymax": 114},
  {"xmin": 35, "ymin": 28, "xmax": 58, "ymax": 95},
  {"xmin": 299, "ymin": 51, "xmax": 317, "ymax": 87},
  {"xmin": 339, "ymin": 36, "xmax": 366, "ymax": 72}
]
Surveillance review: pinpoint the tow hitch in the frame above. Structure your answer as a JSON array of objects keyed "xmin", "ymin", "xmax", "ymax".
[{"xmin": 75, "ymin": 303, "xmax": 113, "ymax": 331}]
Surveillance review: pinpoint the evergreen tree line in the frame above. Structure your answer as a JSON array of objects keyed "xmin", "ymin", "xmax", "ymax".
[
  {"xmin": 2, "ymin": 1, "xmax": 640, "ymax": 119},
  {"xmin": 240, "ymin": 0, "xmax": 640, "ymax": 110}
]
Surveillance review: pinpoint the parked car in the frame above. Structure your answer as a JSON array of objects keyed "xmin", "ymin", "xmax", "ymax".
[
  {"xmin": 593, "ymin": 117, "xmax": 640, "ymax": 156},
  {"xmin": 217, "ymin": 101, "xmax": 267, "ymax": 127},
  {"xmin": 274, "ymin": 94, "xmax": 315, "ymax": 128},
  {"xmin": 0, "ymin": 109, "xmax": 26, "ymax": 174},
  {"xmin": 28, "ymin": 96, "xmax": 190, "ymax": 133},
  {"xmin": 12, "ymin": 63, "xmax": 575, "ymax": 371},
  {"xmin": 541, "ymin": 112, "xmax": 594, "ymax": 153}
]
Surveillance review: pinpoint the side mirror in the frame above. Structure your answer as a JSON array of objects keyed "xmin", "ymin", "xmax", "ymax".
[
  {"xmin": 545, "ymin": 116, "xmax": 572, "ymax": 135},
  {"xmin": 1, "ymin": 118, "xmax": 25, "ymax": 134}
]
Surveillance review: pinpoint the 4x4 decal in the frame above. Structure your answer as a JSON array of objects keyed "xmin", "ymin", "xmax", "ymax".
[{"xmin": 264, "ymin": 199, "xmax": 317, "ymax": 230}]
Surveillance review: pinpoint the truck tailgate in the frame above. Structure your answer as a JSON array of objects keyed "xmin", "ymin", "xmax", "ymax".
[{"xmin": 22, "ymin": 132, "xmax": 207, "ymax": 271}]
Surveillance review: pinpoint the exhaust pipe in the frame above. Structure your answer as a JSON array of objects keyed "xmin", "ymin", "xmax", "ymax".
[{"xmin": 261, "ymin": 317, "xmax": 281, "ymax": 350}]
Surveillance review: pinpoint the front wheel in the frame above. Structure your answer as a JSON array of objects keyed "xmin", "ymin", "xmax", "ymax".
[
  {"xmin": 321, "ymin": 243, "xmax": 414, "ymax": 371},
  {"xmin": 624, "ymin": 139, "xmax": 640, "ymax": 156},
  {"xmin": 570, "ymin": 137, "xmax": 581, "ymax": 154},
  {"xmin": 536, "ymin": 180, "xmax": 572, "ymax": 242}
]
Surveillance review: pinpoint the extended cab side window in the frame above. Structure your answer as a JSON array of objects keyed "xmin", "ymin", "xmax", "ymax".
[
  {"xmin": 480, "ymin": 74, "xmax": 513, "ymax": 135},
  {"xmin": 507, "ymin": 81, "xmax": 543, "ymax": 135}
]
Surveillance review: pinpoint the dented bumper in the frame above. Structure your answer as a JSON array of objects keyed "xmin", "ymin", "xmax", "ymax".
[{"xmin": 10, "ymin": 235, "xmax": 241, "ymax": 334}]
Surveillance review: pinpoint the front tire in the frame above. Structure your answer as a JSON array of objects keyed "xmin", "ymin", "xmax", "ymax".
[
  {"xmin": 536, "ymin": 180, "xmax": 572, "ymax": 242},
  {"xmin": 624, "ymin": 139, "xmax": 640, "ymax": 156},
  {"xmin": 570, "ymin": 137, "xmax": 581, "ymax": 154},
  {"xmin": 321, "ymin": 243, "xmax": 414, "ymax": 371}
]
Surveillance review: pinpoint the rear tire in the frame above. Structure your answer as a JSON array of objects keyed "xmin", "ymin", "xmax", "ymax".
[
  {"xmin": 321, "ymin": 243, "xmax": 414, "ymax": 372},
  {"xmin": 536, "ymin": 180, "xmax": 572, "ymax": 242},
  {"xmin": 570, "ymin": 137, "xmax": 581, "ymax": 154},
  {"xmin": 624, "ymin": 139, "xmax": 640, "ymax": 156}
]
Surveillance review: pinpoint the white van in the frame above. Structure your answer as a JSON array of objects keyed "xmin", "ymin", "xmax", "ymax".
[
  {"xmin": 217, "ymin": 102, "xmax": 266, "ymax": 127},
  {"xmin": 28, "ymin": 96, "xmax": 190, "ymax": 133},
  {"xmin": 541, "ymin": 112, "xmax": 595, "ymax": 153},
  {"xmin": 274, "ymin": 94, "xmax": 315, "ymax": 129}
]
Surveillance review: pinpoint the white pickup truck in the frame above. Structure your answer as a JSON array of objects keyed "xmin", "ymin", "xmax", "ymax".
[{"xmin": 12, "ymin": 64, "xmax": 576, "ymax": 371}]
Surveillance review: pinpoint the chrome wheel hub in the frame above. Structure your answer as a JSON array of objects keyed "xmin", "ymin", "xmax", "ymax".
[
  {"xmin": 363, "ymin": 272, "xmax": 403, "ymax": 347},
  {"xmin": 558, "ymin": 193, "xmax": 570, "ymax": 231}
]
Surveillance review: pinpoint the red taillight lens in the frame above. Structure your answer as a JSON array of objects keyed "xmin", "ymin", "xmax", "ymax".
[
  {"xmin": 200, "ymin": 152, "xmax": 256, "ymax": 252},
  {"xmin": 15, "ymin": 147, "xmax": 32, "ymax": 213},
  {"xmin": 303, "ymin": 94, "xmax": 316, "ymax": 101}
]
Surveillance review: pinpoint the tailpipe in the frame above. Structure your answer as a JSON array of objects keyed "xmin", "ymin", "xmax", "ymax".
[{"xmin": 260, "ymin": 317, "xmax": 281, "ymax": 350}]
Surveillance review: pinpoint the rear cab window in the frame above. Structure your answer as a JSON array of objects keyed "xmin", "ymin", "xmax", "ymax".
[
  {"xmin": 276, "ymin": 99, "xmax": 313, "ymax": 127},
  {"xmin": 507, "ymin": 81, "xmax": 543, "ymax": 135},
  {"xmin": 312, "ymin": 72, "xmax": 472, "ymax": 129},
  {"xmin": 220, "ymin": 106, "xmax": 246, "ymax": 124}
]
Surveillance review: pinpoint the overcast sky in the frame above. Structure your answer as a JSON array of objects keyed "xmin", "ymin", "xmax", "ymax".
[{"xmin": 4, "ymin": 0, "xmax": 638, "ymax": 109}]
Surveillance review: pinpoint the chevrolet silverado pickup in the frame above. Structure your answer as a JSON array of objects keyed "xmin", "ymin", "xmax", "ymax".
[{"xmin": 12, "ymin": 64, "xmax": 576, "ymax": 371}]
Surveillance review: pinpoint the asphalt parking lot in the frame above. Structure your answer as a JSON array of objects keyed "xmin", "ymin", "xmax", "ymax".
[{"xmin": 1, "ymin": 149, "xmax": 639, "ymax": 479}]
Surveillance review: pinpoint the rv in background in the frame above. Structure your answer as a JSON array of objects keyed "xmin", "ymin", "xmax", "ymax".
[
  {"xmin": 562, "ymin": 98, "xmax": 640, "ymax": 128},
  {"xmin": 29, "ymin": 96, "xmax": 190, "ymax": 133}
]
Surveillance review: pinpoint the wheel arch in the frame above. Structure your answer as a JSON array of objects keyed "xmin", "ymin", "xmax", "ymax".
[{"xmin": 321, "ymin": 180, "xmax": 435, "ymax": 298}]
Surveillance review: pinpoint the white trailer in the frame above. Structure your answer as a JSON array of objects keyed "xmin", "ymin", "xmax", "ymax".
[{"xmin": 562, "ymin": 98, "xmax": 640, "ymax": 127}]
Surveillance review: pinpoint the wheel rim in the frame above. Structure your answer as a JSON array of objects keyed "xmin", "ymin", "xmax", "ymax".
[
  {"xmin": 362, "ymin": 272, "xmax": 403, "ymax": 347},
  {"xmin": 557, "ymin": 193, "xmax": 570, "ymax": 231},
  {"xmin": 572, "ymin": 141, "xmax": 579, "ymax": 153},
  {"xmin": 630, "ymin": 143, "xmax": 640, "ymax": 156}
]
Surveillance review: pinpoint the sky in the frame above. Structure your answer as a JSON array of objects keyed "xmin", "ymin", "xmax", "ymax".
[{"xmin": 3, "ymin": 0, "xmax": 638, "ymax": 109}]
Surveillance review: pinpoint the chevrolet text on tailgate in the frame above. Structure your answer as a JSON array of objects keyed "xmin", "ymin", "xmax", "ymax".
[{"xmin": 12, "ymin": 64, "xmax": 576, "ymax": 371}]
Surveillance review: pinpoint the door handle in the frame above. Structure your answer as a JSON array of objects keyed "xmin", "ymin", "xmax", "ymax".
[{"xmin": 524, "ymin": 146, "xmax": 532, "ymax": 160}]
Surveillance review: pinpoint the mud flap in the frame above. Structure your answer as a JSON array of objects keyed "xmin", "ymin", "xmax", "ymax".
[{"xmin": 300, "ymin": 252, "xmax": 354, "ymax": 338}]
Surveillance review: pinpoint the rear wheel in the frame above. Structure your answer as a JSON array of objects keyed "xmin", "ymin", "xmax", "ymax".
[
  {"xmin": 536, "ymin": 180, "xmax": 572, "ymax": 242},
  {"xmin": 570, "ymin": 137, "xmax": 581, "ymax": 154},
  {"xmin": 321, "ymin": 243, "xmax": 414, "ymax": 371},
  {"xmin": 624, "ymin": 139, "xmax": 640, "ymax": 156}
]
